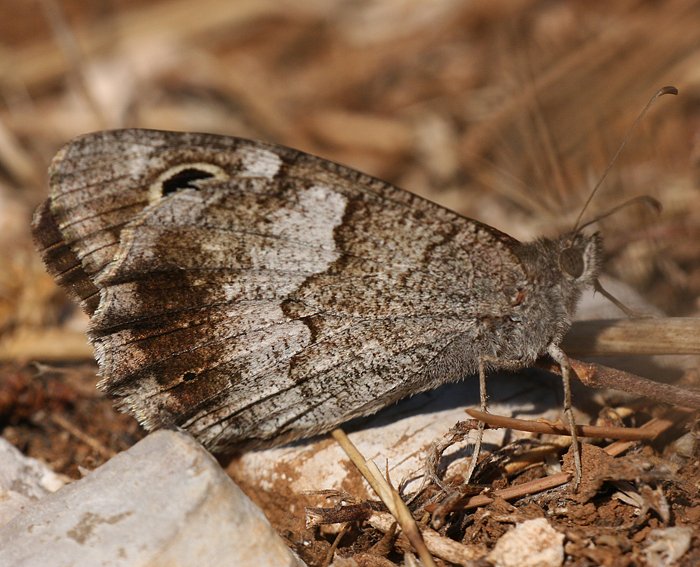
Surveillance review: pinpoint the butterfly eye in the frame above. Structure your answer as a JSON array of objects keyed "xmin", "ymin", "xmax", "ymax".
[
  {"xmin": 560, "ymin": 247, "xmax": 584, "ymax": 278},
  {"xmin": 149, "ymin": 162, "xmax": 228, "ymax": 202}
]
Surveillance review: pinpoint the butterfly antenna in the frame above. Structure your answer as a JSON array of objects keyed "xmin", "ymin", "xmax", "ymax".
[
  {"xmin": 576, "ymin": 195, "xmax": 662, "ymax": 232},
  {"xmin": 572, "ymin": 85, "xmax": 678, "ymax": 233}
]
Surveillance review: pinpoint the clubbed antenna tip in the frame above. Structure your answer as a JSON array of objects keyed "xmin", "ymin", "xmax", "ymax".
[{"xmin": 572, "ymin": 86, "xmax": 678, "ymax": 233}]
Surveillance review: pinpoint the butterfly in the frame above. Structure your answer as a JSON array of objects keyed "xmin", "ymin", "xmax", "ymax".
[{"xmin": 32, "ymin": 129, "xmax": 603, "ymax": 487}]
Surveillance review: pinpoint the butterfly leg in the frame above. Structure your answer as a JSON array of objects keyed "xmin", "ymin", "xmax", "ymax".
[
  {"xmin": 547, "ymin": 343, "xmax": 581, "ymax": 490},
  {"xmin": 464, "ymin": 357, "xmax": 488, "ymax": 484}
]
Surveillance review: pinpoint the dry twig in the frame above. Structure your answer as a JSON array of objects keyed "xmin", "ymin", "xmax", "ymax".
[
  {"xmin": 540, "ymin": 358, "xmax": 700, "ymax": 410},
  {"xmin": 453, "ymin": 412, "xmax": 679, "ymax": 511},
  {"xmin": 331, "ymin": 428, "xmax": 437, "ymax": 567},
  {"xmin": 367, "ymin": 512, "xmax": 485, "ymax": 565},
  {"xmin": 564, "ymin": 318, "xmax": 700, "ymax": 356},
  {"xmin": 464, "ymin": 408, "xmax": 660, "ymax": 441}
]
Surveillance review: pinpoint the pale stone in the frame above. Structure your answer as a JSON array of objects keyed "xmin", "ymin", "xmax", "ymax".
[
  {"xmin": 0, "ymin": 438, "xmax": 67, "ymax": 527},
  {"xmin": 643, "ymin": 526, "xmax": 693, "ymax": 567},
  {"xmin": 487, "ymin": 518, "xmax": 564, "ymax": 567},
  {"xmin": 0, "ymin": 430, "xmax": 304, "ymax": 567}
]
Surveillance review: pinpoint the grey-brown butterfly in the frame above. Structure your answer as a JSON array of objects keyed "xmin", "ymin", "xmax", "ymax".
[{"xmin": 34, "ymin": 93, "xmax": 673, "ymax": 487}]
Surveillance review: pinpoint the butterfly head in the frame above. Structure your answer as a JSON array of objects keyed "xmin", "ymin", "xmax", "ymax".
[
  {"xmin": 558, "ymin": 231, "xmax": 602, "ymax": 285},
  {"xmin": 550, "ymin": 230, "xmax": 603, "ymax": 317}
]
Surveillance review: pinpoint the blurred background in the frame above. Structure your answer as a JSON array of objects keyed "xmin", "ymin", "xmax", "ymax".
[{"xmin": 0, "ymin": 0, "xmax": 699, "ymax": 471}]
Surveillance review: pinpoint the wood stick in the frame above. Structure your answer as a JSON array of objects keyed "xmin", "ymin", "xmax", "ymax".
[
  {"xmin": 545, "ymin": 358, "xmax": 700, "ymax": 410},
  {"xmin": 564, "ymin": 318, "xmax": 700, "ymax": 356},
  {"xmin": 331, "ymin": 428, "xmax": 437, "ymax": 567},
  {"xmin": 464, "ymin": 408, "xmax": 659, "ymax": 440}
]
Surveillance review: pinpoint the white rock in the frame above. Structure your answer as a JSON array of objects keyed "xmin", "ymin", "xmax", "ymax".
[
  {"xmin": 487, "ymin": 518, "xmax": 564, "ymax": 567},
  {"xmin": 0, "ymin": 430, "xmax": 305, "ymax": 567},
  {"xmin": 0, "ymin": 437, "xmax": 67, "ymax": 527},
  {"xmin": 643, "ymin": 526, "xmax": 693, "ymax": 567}
]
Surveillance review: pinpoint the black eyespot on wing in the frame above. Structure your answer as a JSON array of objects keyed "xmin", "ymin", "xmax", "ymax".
[
  {"xmin": 161, "ymin": 168, "xmax": 216, "ymax": 196},
  {"xmin": 560, "ymin": 247, "xmax": 584, "ymax": 278},
  {"xmin": 182, "ymin": 371, "xmax": 198, "ymax": 382}
]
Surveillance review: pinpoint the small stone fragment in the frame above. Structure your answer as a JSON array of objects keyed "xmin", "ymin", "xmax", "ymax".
[
  {"xmin": 643, "ymin": 526, "xmax": 693, "ymax": 567},
  {"xmin": 487, "ymin": 518, "xmax": 564, "ymax": 567}
]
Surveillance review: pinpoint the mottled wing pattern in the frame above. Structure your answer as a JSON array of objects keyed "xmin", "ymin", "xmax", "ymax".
[{"xmin": 33, "ymin": 129, "xmax": 529, "ymax": 452}]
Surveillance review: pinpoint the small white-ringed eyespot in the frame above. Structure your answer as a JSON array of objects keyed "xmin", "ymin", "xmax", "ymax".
[{"xmin": 148, "ymin": 163, "xmax": 229, "ymax": 203}]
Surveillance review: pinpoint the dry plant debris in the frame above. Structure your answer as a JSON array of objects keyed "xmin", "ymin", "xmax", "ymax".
[
  {"xmin": 304, "ymin": 408, "xmax": 696, "ymax": 566},
  {"xmin": 1, "ymin": 1, "xmax": 699, "ymax": 565}
]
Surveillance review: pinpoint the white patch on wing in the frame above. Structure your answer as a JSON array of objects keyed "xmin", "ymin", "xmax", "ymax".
[
  {"xmin": 238, "ymin": 148, "xmax": 282, "ymax": 179},
  {"xmin": 125, "ymin": 152, "xmax": 150, "ymax": 180},
  {"xmin": 249, "ymin": 184, "xmax": 347, "ymax": 273}
]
